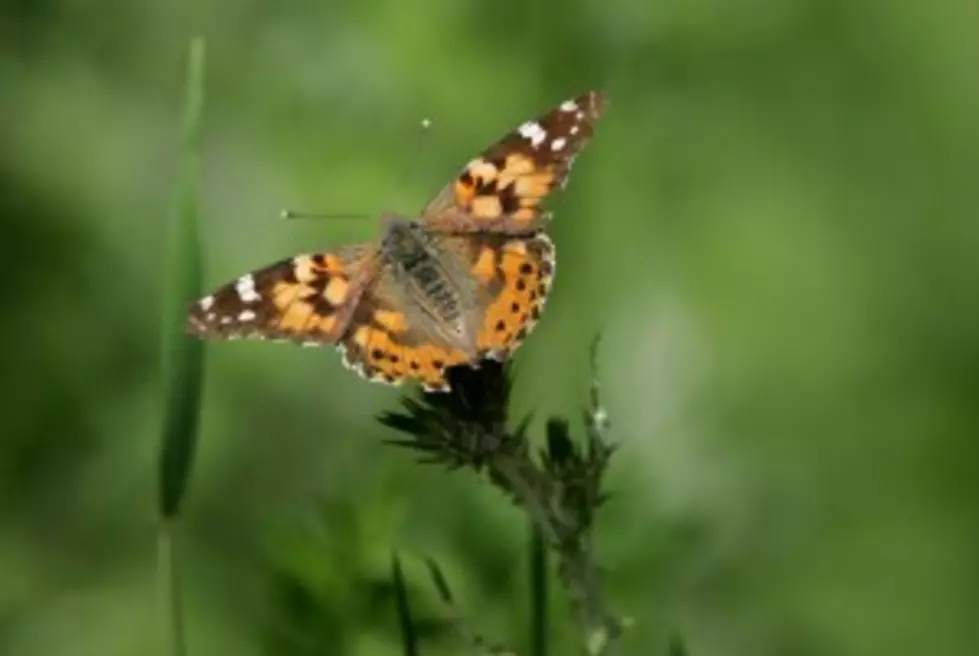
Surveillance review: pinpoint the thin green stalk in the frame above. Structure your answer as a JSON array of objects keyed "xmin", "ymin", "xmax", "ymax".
[
  {"xmin": 158, "ymin": 528, "xmax": 186, "ymax": 656},
  {"xmin": 392, "ymin": 553, "xmax": 420, "ymax": 656},
  {"xmin": 529, "ymin": 523, "xmax": 548, "ymax": 656}
]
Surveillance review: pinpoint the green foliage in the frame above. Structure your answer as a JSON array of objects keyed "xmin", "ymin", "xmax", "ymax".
[{"xmin": 1, "ymin": 1, "xmax": 978, "ymax": 655}]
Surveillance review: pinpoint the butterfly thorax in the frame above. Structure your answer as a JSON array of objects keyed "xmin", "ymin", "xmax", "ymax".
[{"xmin": 379, "ymin": 218, "xmax": 477, "ymax": 353}]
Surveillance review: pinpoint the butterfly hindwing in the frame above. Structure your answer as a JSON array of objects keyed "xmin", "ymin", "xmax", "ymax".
[
  {"xmin": 187, "ymin": 246, "xmax": 375, "ymax": 344},
  {"xmin": 470, "ymin": 233, "xmax": 556, "ymax": 358},
  {"xmin": 335, "ymin": 264, "xmax": 472, "ymax": 392},
  {"xmin": 423, "ymin": 90, "xmax": 606, "ymax": 232}
]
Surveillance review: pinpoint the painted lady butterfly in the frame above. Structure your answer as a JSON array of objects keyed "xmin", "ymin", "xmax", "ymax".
[{"xmin": 187, "ymin": 91, "xmax": 606, "ymax": 392}]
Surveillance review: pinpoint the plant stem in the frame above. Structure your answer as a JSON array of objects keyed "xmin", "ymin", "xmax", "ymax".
[
  {"xmin": 486, "ymin": 448, "xmax": 620, "ymax": 655},
  {"xmin": 158, "ymin": 525, "xmax": 187, "ymax": 656}
]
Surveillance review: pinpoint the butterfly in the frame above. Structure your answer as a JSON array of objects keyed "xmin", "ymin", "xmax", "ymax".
[{"xmin": 187, "ymin": 91, "xmax": 606, "ymax": 392}]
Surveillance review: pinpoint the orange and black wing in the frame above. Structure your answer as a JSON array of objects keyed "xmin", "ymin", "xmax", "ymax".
[
  {"xmin": 333, "ymin": 263, "xmax": 473, "ymax": 393},
  {"xmin": 186, "ymin": 246, "xmax": 375, "ymax": 345},
  {"xmin": 466, "ymin": 233, "xmax": 556, "ymax": 359},
  {"xmin": 423, "ymin": 90, "xmax": 606, "ymax": 232}
]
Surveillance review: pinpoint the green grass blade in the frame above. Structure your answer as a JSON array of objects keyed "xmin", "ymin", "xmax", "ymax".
[
  {"xmin": 529, "ymin": 522, "xmax": 548, "ymax": 656},
  {"xmin": 392, "ymin": 553, "xmax": 420, "ymax": 656},
  {"xmin": 157, "ymin": 36, "xmax": 206, "ymax": 656},
  {"xmin": 158, "ymin": 36, "xmax": 206, "ymax": 520}
]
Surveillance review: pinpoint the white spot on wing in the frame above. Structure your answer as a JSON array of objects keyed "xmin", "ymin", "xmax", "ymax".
[
  {"xmin": 235, "ymin": 274, "xmax": 261, "ymax": 303},
  {"xmin": 483, "ymin": 348, "xmax": 507, "ymax": 362},
  {"xmin": 560, "ymin": 100, "xmax": 579, "ymax": 112},
  {"xmin": 238, "ymin": 310, "xmax": 256, "ymax": 322},
  {"xmin": 569, "ymin": 125, "xmax": 580, "ymax": 136},
  {"xmin": 336, "ymin": 343, "xmax": 366, "ymax": 376},
  {"xmin": 220, "ymin": 316, "xmax": 232, "ymax": 325},
  {"xmin": 551, "ymin": 137, "xmax": 567, "ymax": 151},
  {"xmin": 518, "ymin": 121, "xmax": 547, "ymax": 148},
  {"xmin": 199, "ymin": 295, "xmax": 214, "ymax": 311},
  {"xmin": 370, "ymin": 372, "xmax": 403, "ymax": 387}
]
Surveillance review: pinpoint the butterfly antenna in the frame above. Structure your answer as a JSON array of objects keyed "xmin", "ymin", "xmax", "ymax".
[{"xmin": 279, "ymin": 210, "xmax": 371, "ymax": 221}]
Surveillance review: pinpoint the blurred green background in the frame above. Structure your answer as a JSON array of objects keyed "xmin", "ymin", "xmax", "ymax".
[{"xmin": 2, "ymin": 0, "xmax": 978, "ymax": 654}]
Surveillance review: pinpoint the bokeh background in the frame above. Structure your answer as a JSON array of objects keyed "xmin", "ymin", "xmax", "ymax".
[{"xmin": 2, "ymin": 0, "xmax": 978, "ymax": 654}]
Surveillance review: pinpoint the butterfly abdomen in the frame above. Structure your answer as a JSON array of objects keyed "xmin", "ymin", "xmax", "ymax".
[{"xmin": 406, "ymin": 260, "xmax": 461, "ymax": 321}]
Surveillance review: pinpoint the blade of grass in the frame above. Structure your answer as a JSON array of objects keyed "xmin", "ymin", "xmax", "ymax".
[
  {"xmin": 157, "ymin": 36, "xmax": 206, "ymax": 656},
  {"xmin": 392, "ymin": 553, "xmax": 420, "ymax": 656},
  {"xmin": 529, "ymin": 523, "xmax": 548, "ymax": 656},
  {"xmin": 158, "ymin": 35, "xmax": 206, "ymax": 520}
]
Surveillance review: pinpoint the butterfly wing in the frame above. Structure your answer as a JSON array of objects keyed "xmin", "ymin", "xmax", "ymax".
[
  {"xmin": 186, "ymin": 245, "xmax": 376, "ymax": 344},
  {"xmin": 335, "ymin": 265, "xmax": 473, "ymax": 393},
  {"xmin": 465, "ymin": 232, "xmax": 556, "ymax": 358},
  {"xmin": 422, "ymin": 90, "xmax": 606, "ymax": 232}
]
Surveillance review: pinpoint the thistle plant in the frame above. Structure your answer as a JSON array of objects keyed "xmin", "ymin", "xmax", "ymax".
[{"xmin": 380, "ymin": 337, "xmax": 623, "ymax": 655}]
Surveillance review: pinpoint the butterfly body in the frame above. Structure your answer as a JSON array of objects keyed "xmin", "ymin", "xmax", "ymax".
[
  {"xmin": 188, "ymin": 91, "xmax": 606, "ymax": 392},
  {"xmin": 378, "ymin": 217, "xmax": 483, "ymax": 359}
]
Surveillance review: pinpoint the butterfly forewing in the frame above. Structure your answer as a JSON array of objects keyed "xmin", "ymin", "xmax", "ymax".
[
  {"xmin": 423, "ymin": 90, "xmax": 606, "ymax": 231},
  {"xmin": 187, "ymin": 246, "xmax": 375, "ymax": 344}
]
